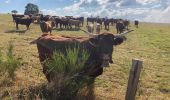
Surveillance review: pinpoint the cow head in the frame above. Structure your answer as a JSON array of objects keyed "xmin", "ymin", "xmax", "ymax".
[{"xmin": 89, "ymin": 33, "xmax": 126, "ymax": 67}]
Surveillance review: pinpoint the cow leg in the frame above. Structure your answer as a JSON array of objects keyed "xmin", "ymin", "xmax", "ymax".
[
  {"xmin": 16, "ymin": 23, "xmax": 19, "ymax": 30},
  {"xmin": 26, "ymin": 25, "xmax": 29, "ymax": 30},
  {"xmin": 116, "ymin": 28, "xmax": 119, "ymax": 34}
]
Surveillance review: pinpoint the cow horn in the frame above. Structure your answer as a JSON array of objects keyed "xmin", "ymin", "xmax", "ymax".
[
  {"xmin": 114, "ymin": 30, "xmax": 134, "ymax": 39},
  {"xmin": 120, "ymin": 30, "xmax": 134, "ymax": 36}
]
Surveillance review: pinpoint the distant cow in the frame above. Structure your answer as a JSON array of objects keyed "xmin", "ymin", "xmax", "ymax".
[
  {"xmin": 86, "ymin": 23, "xmax": 94, "ymax": 33},
  {"xmin": 96, "ymin": 18, "xmax": 103, "ymax": 29},
  {"xmin": 40, "ymin": 21, "xmax": 54, "ymax": 34},
  {"xmin": 116, "ymin": 20, "xmax": 125, "ymax": 34},
  {"xmin": 123, "ymin": 20, "xmax": 130, "ymax": 30},
  {"xmin": 36, "ymin": 33, "xmax": 126, "ymax": 82},
  {"xmin": 68, "ymin": 19, "xmax": 81, "ymax": 29},
  {"xmin": 104, "ymin": 19, "xmax": 110, "ymax": 30},
  {"xmin": 12, "ymin": 14, "xmax": 25, "ymax": 22},
  {"xmin": 96, "ymin": 23, "xmax": 101, "ymax": 34},
  {"xmin": 87, "ymin": 17, "xmax": 95, "ymax": 25},
  {"xmin": 134, "ymin": 20, "xmax": 139, "ymax": 28},
  {"xmin": 14, "ymin": 16, "xmax": 33, "ymax": 30}
]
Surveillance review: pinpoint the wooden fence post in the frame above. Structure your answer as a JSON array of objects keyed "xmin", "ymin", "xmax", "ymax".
[{"xmin": 125, "ymin": 59, "xmax": 143, "ymax": 100}]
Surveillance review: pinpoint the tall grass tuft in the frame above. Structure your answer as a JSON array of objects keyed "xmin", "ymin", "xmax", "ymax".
[
  {"xmin": 0, "ymin": 42, "xmax": 21, "ymax": 80},
  {"xmin": 45, "ymin": 46, "xmax": 90, "ymax": 75},
  {"xmin": 44, "ymin": 46, "xmax": 93, "ymax": 99}
]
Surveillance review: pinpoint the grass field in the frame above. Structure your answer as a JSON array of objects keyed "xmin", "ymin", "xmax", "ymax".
[{"xmin": 0, "ymin": 14, "xmax": 170, "ymax": 100}]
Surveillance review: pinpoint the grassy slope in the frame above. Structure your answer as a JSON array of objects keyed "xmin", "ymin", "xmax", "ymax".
[{"xmin": 0, "ymin": 14, "xmax": 170, "ymax": 100}]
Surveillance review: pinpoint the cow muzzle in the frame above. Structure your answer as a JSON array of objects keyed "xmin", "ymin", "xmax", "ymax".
[{"xmin": 101, "ymin": 54, "xmax": 110, "ymax": 67}]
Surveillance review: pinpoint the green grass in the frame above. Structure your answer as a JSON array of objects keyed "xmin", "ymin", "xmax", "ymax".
[
  {"xmin": 0, "ymin": 14, "xmax": 170, "ymax": 99},
  {"xmin": 43, "ymin": 47, "xmax": 91, "ymax": 99},
  {"xmin": 0, "ymin": 42, "xmax": 21, "ymax": 79}
]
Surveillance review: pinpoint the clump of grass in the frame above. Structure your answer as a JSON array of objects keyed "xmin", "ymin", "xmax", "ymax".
[
  {"xmin": 0, "ymin": 42, "xmax": 21, "ymax": 80},
  {"xmin": 43, "ymin": 46, "xmax": 95, "ymax": 99},
  {"xmin": 45, "ymin": 46, "xmax": 89, "ymax": 75}
]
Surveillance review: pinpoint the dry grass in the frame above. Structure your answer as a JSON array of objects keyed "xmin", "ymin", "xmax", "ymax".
[{"xmin": 0, "ymin": 14, "xmax": 170, "ymax": 99}]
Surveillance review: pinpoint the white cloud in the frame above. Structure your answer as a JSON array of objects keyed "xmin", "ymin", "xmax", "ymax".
[
  {"xmin": 39, "ymin": 0, "xmax": 170, "ymax": 23},
  {"xmin": 97, "ymin": 0, "xmax": 109, "ymax": 5},
  {"xmin": 5, "ymin": 0, "xmax": 11, "ymax": 3},
  {"xmin": 136, "ymin": 0, "xmax": 160, "ymax": 5},
  {"xmin": 63, "ymin": 0, "xmax": 85, "ymax": 12},
  {"xmin": 41, "ymin": 8, "xmax": 63, "ymax": 16},
  {"xmin": 144, "ymin": 5, "xmax": 170, "ymax": 23}
]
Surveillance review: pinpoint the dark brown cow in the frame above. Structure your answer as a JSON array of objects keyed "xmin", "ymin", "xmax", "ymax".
[
  {"xmin": 12, "ymin": 14, "xmax": 25, "ymax": 22},
  {"xmin": 134, "ymin": 20, "xmax": 139, "ymax": 28},
  {"xmin": 14, "ymin": 17, "xmax": 33, "ymax": 30},
  {"xmin": 36, "ymin": 33, "xmax": 126, "ymax": 82}
]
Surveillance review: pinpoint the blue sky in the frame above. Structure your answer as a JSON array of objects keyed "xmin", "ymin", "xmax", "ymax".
[{"xmin": 1, "ymin": 0, "xmax": 170, "ymax": 23}]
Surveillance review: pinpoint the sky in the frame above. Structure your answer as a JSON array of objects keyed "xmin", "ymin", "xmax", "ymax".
[{"xmin": 1, "ymin": 0, "xmax": 170, "ymax": 23}]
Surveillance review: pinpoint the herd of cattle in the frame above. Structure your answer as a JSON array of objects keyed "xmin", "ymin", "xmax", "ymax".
[{"xmin": 12, "ymin": 14, "xmax": 139, "ymax": 34}]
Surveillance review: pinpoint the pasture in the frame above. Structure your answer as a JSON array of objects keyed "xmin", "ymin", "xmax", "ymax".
[{"xmin": 0, "ymin": 14, "xmax": 170, "ymax": 99}]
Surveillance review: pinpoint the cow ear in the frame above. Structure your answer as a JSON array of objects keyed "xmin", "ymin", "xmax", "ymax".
[{"xmin": 113, "ymin": 36, "xmax": 125, "ymax": 45}]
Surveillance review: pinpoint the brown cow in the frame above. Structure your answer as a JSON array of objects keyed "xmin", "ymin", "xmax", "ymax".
[
  {"xmin": 40, "ymin": 20, "xmax": 55, "ymax": 34},
  {"xmin": 36, "ymin": 33, "xmax": 126, "ymax": 82}
]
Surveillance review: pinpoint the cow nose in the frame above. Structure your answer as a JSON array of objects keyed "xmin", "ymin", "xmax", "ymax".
[{"xmin": 102, "ymin": 54, "xmax": 110, "ymax": 60}]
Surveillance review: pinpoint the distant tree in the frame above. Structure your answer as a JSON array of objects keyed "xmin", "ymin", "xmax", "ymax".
[
  {"xmin": 24, "ymin": 3, "xmax": 39, "ymax": 15},
  {"xmin": 11, "ymin": 10, "xmax": 18, "ymax": 14}
]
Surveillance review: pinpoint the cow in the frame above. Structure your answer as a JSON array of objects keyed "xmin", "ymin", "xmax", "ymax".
[
  {"xmin": 68, "ymin": 19, "xmax": 81, "ymax": 29},
  {"xmin": 14, "ymin": 16, "xmax": 33, "ymax": 30},
  {"xmin": 96, "ymin": 18, "xmax": 103, "ymax": 29},
  {"xmin": 104, "ymin": 19, "xmax": 110, "ymax": 30},
  {"xmin": 134, "ymin": 20, "xmax": 139, "ymax": 28},
  {"xmin": 36, "ymin": 32, "xmax": 126, "ymax": 83},
  {"xmin": 40, "ymin": 21, "xmax": 54, "ymax": 34},
  {"xmin": 96, "ymin": 23, "xmax": 101, "ymax": 34},
  {"xmin": 87, "ymin": 17, "xmax": 96, "ymax": 25},
  {"xmin": 12, "ymin": 14, "xmax": 25, "ymax": 22},
  {"xmin": 55, "ymin": 17, "xmax": 69, "ymax": 29},
  {"xmin": 123, "ymin": 20, "xmax": 130, "ymax": 30},
  {"xmin": 116, "ymin": 20, "xmax": 125, "ymax": 34},
  {"xmin": 86, "ymin": 23, "xmax": 94, "ymax": 34}
]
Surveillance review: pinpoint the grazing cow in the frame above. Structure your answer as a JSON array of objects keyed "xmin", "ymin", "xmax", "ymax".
[
  {"xmin": 96, "ymin": 23, "xmax": 101, "ymax": 34},
  {"xmin": 86, "ymin": 23, "xmax": 94, "ymax": 33},
  {"xmin": 116, "ymin": 20, "xmax": 125, "ymax": 34},
  {"xmin": 134, "ymin": 20, "xmax": 139, "ymax": 28},
  {"xmin": 36, "ymin": 33, "xmax": 126, "ymax": 82},
  {"xmin": 14, "ymin": 16, "xmax": 33, "ymax": 30}
]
